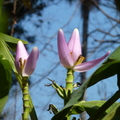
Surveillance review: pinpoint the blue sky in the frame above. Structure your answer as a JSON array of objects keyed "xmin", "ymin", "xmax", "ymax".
[{"xmin": 3, "ymin": 1, "xmax": 120, "ymax": 120}]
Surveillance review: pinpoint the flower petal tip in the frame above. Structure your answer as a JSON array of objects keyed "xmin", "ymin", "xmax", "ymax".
[
  {"xmin": 72, "ymin": 28, "xmax": 79, "ymax": 37},
  {"xmin": 74, "ymin": 28, "xmax": 78, "ymax": 31},
  {"xmin": 59, "ymin": 29, "xmax": 63, "ymax": 32},
  {"xmin": 106, "ymin": 51, "xmax": 111, "ymax": 56},
  {"xmin": 33, "ymin": 47, "xmax": 39, "ymax": 50},
  {"xmin": 58, "ymin": 29, "xmax": 64, "ymax": 36},
  {"xmin": 18, "ymin": 40, "xmax": 23, "ymax": 44}
]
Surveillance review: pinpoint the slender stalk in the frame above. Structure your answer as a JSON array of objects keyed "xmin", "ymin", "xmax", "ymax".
[
  {"xmin": 15, "ymin": 73, "xmax": 38, "ymax": 120},
  {"xmin": 22, "ymin": 77, "xmax": 30, "ymax": 120},
  {"xmin": 64, "ymin": 69, "xmax": 74, "ymax": 120},
  {"xmin": 65, "ymin": 69, "xmax": 74, "ymax": 92}
]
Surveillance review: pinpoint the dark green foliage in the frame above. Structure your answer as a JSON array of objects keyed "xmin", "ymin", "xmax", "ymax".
[{"xmin": 52, "ymin": 46, "xmax": 120, "ymax": 120}]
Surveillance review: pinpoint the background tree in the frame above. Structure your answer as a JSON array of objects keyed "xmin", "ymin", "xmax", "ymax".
[{"xmin": 80, "ymin": 0, "xmax": 100, "ymax": 119}]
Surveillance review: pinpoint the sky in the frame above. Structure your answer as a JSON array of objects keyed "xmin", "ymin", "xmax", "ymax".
[{"xmin": 2, "ymin": 0, "xmax": 120, "ymax": 120}]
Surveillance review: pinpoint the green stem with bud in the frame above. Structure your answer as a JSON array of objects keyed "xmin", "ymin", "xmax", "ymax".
[
  {"xmin": 64, "ymin": 69, "xmax": 74, "ymax": 120},
  {"xmin": 16, "ymin": 73, "xmax": 38, "ymax": 120},
  {"xmin": 65, "ymin": 69, "xmax": 74, "ymax": 95},
  {"xmin": 15, "ymin": 73, "xmax": 38, "ymax": 120},
  {"xmin": 22, "ymin": 77, "xmax": 30, "ymax": 120}
]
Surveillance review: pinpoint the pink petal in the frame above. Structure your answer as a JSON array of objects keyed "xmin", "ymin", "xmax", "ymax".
[
  {"xmin": 68, "ymin": 29, "xmax": 82, "ymax": 63},
  {"xmin": 74, "ymin": 51, "xmax": 110, "ymax": 72},
  {"xmin": 15, "ymin": 41, "xmax": 28, "ymax": 75},
  {"xmin": 23, "ymin": 47, "xmax": 39, "ymax": 76},
  {"xmin": 58, "ymin": 29, "xmax": 73, "ymax": 68}
]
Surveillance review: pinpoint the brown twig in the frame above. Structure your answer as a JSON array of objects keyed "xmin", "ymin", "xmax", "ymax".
[
  {"xmin": 94, "ymin": 39, "xmax": 120, "ymax": 43},
  {"xmin": 88, "ymin": 29, "xmax": 118, "ymax": 37},
  {"xmin": 11, "ymin": 0, "xmax": 17, "ymax": 36},
  {"xmin": 91, "ymin": 0, "xmax": 120, "ymax": 23}
]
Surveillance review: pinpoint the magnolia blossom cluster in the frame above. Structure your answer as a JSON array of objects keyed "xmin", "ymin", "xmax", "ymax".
[{"xmin": 15, "ymin": 29, "xmax": 110, "ymax": 77}]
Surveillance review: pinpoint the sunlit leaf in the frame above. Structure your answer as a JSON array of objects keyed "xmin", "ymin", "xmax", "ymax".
[
  {"xmin": 0, "ymin": 33, "xmax": 28, "ymax": 44},
  {"xmin": 88, "ymin": 91, "xmax": 120, "ymax": 120},
  {"xmin": 0, "ymin": 35, "xmax": 16, "ymax": 72},
  {"xmin": 102, "ymin": 104, "xmax": 120, "ymax": 120},
  {"xmin": 68, "ymin": 101, "xmax": 119, "ymax": 116},
  {"xmin": 0, "ymin": 55, "xmax": 12, "ymax": 113},
  {"xmin": 0, "ymin": 32, "xmax": 28, "ymax": 51}
]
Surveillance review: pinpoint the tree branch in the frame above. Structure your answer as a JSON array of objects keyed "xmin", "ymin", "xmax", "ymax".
[
  {"xmin": 11, "ymin": 0, "xmax": 17, "ymax": 36},
  {"xmin": 91, "ymin": 0, "xmax": 120, "ymax": 23}
]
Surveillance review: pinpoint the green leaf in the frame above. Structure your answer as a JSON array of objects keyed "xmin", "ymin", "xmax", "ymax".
[
  {"xmin": 68, "ymin": 101, "xmax": 86, "ymax": 115},
  {"xmin": 0, "ymin": 35, "xmax": 16, "ymax": 72},
  {"xmin": 69, "ymin": 101, "xmax": 120, "ymax": 120},
  {"xmin": 102, "ymin": 104, "xmax": 120, "ymax": 120},
  {"xmin": 0, "ymin": 56, "xmax": 12, "ymax": 113},
  {"xmin": 68, "ymin": 101, "xmax": 119, "ymax": 116},
  {"xmin": 0, "ymin": 32, "xmax": 28, "ymax": 51},
  {"xmin": 88, "ymin": 91, "xmax": 120, "ymax": 120},
  {"xmin": 0, "ymin": 0, "xmax": 3, "ymax": 18},
  {"xmin": 0, "ymin": 9, "xmax": 11, "ymax": 33},
  {"xmin": 0, "ymin": 96, "xmax": 8, "ymax": 113},
  {"xmin": 52, "ymin": 46, "xmax": 120, "ymax": 120},
  {"xmin": 0, "ymin": 33, "xmax": 28, "ymax": 44}
]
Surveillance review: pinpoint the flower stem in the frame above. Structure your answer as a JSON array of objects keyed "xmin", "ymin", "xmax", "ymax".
[
  {"xmin": 64, "ymin": 69, "xmax": 74, "ymax": 120},
  {"xmin": 22, "ymin": 77, "xmax": 30, "ymax": 120},
  {"xmin": 15, "ymin": 74, "xmax": 38, "ymax": 120},
  {"xmin": 65, "ymin": 69, "xmax": 74, "ymax": 92}
]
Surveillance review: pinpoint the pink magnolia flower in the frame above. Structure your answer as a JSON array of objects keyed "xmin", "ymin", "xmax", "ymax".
[
  {"xmin": 58, "ymin": 29, "xmax": 110, "ymax": 72},
  {"xmin": 15, "ymin": 41, "xmax": 39, "ymax": 76}
]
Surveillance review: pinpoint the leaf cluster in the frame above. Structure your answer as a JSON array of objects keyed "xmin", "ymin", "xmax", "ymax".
[{"xmin": 52, "ymin": 46, "xmax": 120, "ymax": 120}]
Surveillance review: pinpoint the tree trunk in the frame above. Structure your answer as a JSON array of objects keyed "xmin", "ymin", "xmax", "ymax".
[{"xmin": 80, "ymin": 0, "xmax": 90, "ymax": 120}]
